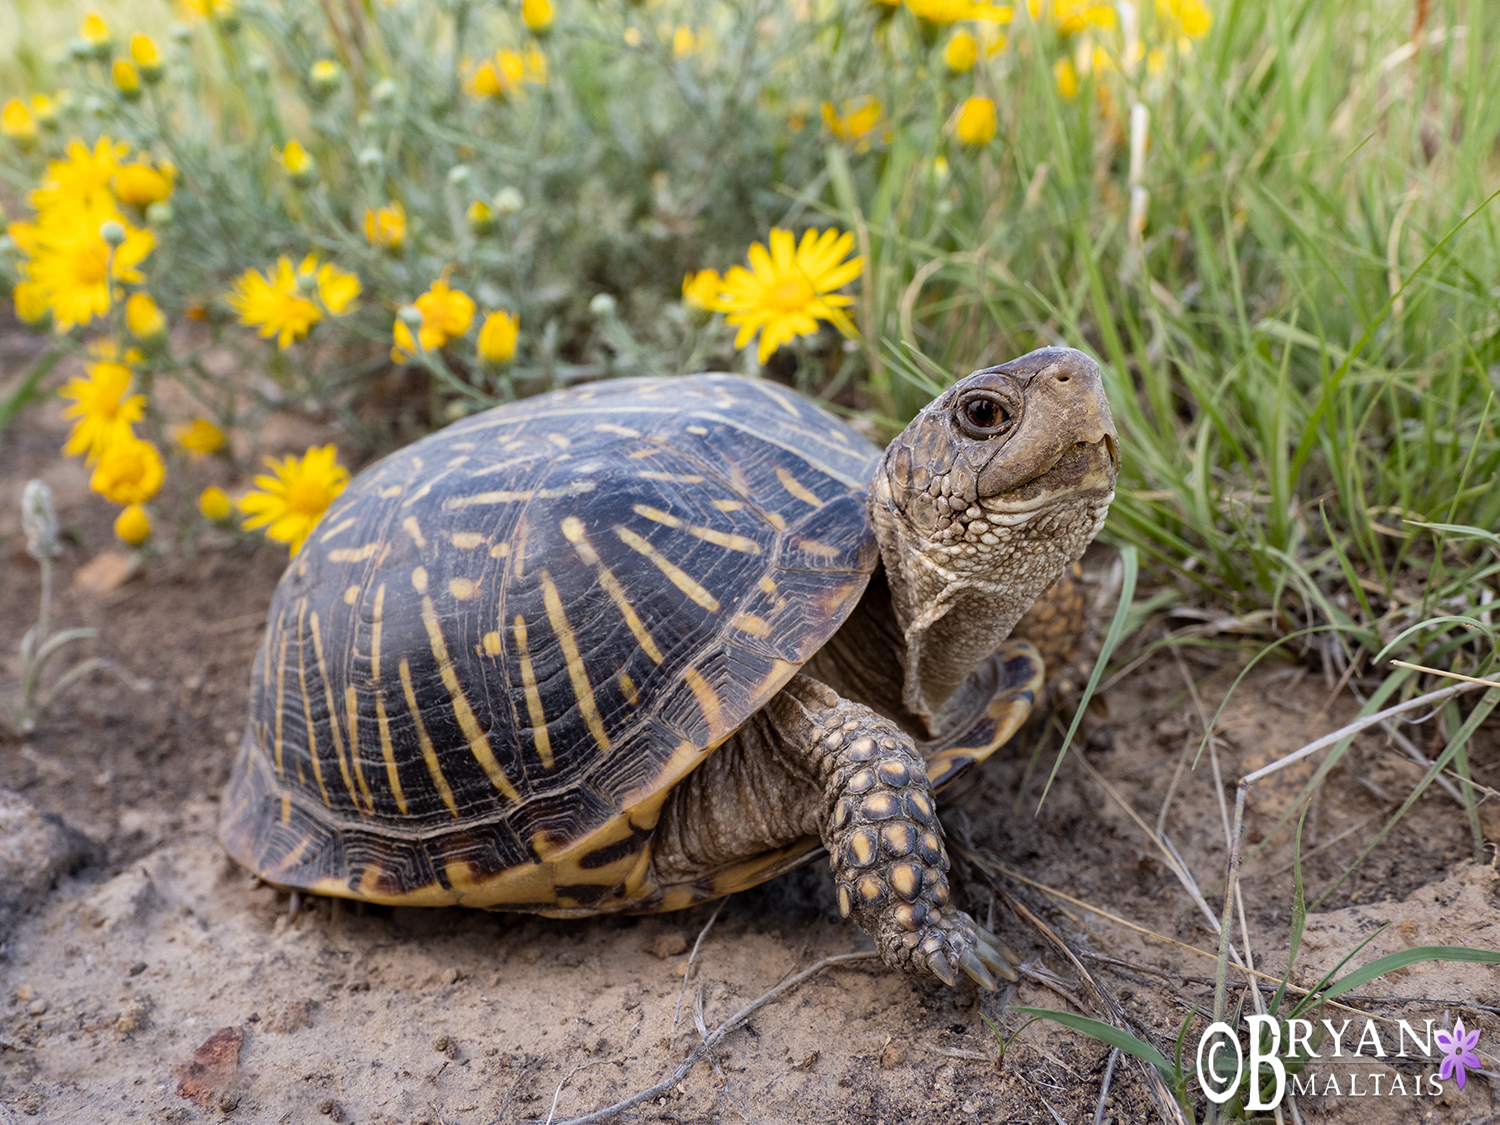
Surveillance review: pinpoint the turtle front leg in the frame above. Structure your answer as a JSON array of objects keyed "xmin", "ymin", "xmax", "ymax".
[{"xmin": 769, "ymin": 676, "xmax": 1017, "ymax": 989}]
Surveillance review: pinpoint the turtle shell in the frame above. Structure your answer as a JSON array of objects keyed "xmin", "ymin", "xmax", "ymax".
[{"xmin": 220, "ymin": 374, "xmax": 884, "ymax": 911}]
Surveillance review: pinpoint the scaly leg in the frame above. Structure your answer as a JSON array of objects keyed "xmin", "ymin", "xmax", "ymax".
[{"xmin": 768, "ymin": 675, "xmax": 1017, "ymax": 988}]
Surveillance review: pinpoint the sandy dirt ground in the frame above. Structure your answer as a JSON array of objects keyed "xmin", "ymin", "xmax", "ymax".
[{"xmin": 3, "ymin": 362, "xmax": 1499, "ymax": 1124}]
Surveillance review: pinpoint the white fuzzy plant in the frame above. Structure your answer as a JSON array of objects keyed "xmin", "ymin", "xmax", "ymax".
[{"xmin": 3, "ymin": 480, "xmax": 147, "ymax": 737}]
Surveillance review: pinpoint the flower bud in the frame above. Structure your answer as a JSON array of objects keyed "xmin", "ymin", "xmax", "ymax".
[
  {"xmin": 310, "ymin": 58, "xmax": 341, "ymax": 95},
  {"xmin": 82, "ymin": 12, "xmax": 114, "ymax": 59},
  {"xmin": 477, "ymin": 310, "xmax": 519, "ymax": 365},
  {"xmin": 447, "ymin": 164, "xmax": 472, "ymax": 187},
  {"xmin": 112, "ymin": 59, "xmax": 143, "ymax": 100},
  {"xmin": 247, "ymin": 55, "xmax": 270, "ymax": 79},
  {"xmin": 114, "ymin": 504, "xmax": 152, "ymax": 546},
  {"xmin": 145, "ymin": 200, "xmax": 173, "ymax": 225},
  {"xmin": 371, "ymin": 78, "xmax": 398, "ymax": 105},
  {"xmin": 70, "ymin": 39, "xmax": 96, "ymax": 63},
  {"xmin": 82, "ymin": 94, "xmax": 107, "ymax": 118},
  {"xmin": 357, "ymin": 146, "xmax": 383, "ymax": 172},
  {"xmin": 280, "ymin": 140, "xmax": 317, "ymax": 186},
  {"xmin": 131, "ymin": 33, "xmax": 164, "ymax": 82},
  {"xmin": 198, "ymin": 486, "xmax": 232, "ymax": 522},
  {"xmin": 22, "ymin": 480, "xmax": 60, "ymax": 560},
  {"xmin": 170, "ymin": 22, "xmax": 193, "ymax": 45},
  {"xmin": 522, "ymin": 0, "xmax": 555, "ymax": 36},
  {"xmin": 588, "ymin": 293, "xmax": 617, "ymax": 318},
  {"xmin": 99, "ymin": 219, "xmax": 127, "ymax": 246},
  {"xmin": 493, "ymin": 186, "xmax": 523, "ymax": 216},
  {"xmin": 397, "ymin": 304, "xmax": 424, "ymax": 327},
  {"xmin": 466, "ymin": 199, "xmax": 495, "ymax": 236},
  {"xmin": 125, "ymin": 292, "xmax": 167, "ymax": 342}
]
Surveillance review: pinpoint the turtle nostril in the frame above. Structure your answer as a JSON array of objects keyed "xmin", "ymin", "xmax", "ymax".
[{"xmin": 1056, "ymin": 373, "xmax": 1070, "ymax": 382}]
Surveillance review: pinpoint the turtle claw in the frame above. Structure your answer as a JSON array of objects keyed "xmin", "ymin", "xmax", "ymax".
[
  {"xmin": 927, "ymin": 951, "xmax": 957, "ymax": 986},
  {"xmin": 959, "ymin": 948, "xmax": 999, "ymax": 991},
  {"xmin": 975, "ymin": 926, "xmax": 1020, "ymax": 982}
]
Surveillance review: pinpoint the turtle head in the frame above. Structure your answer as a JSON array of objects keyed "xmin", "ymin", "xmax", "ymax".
[{"xmin": 872, "ymin": 347, "xmax": 1119, "ymax": 725}]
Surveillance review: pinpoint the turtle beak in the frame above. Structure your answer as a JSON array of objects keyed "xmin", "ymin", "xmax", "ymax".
[{"xmin": 973, "ymin": 348, "xmax": 1119, "ymax": 498}]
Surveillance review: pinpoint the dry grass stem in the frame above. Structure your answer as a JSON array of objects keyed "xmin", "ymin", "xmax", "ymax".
[
  {"xmin": 512, "ymin": 951, "xmax": 878, "ymax": 1125},
  {"xmin": 1240, "ymin": 682, "xmax": 1482, "ymax": 784}
]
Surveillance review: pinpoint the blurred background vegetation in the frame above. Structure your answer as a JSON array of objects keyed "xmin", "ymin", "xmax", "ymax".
[{"xmin": 1, "ymin": 0, "xmax": 1497, "ymax": 685}]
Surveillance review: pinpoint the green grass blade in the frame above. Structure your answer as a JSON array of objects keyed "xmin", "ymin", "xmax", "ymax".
[
  {"xmin": 1036, "ymin": 545, "xmax": 1138, "ymax": 812},
  {"xmin": 1319, "ymin": 947, "xmax": 1500, "ymax": 1002},
  {"xmin": 1010, "ymin": 1006, "xmax": 1174, "ymax": 1084}
]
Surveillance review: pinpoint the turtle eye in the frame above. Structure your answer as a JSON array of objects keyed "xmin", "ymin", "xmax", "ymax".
[{"xmin": 957, "ymin": 393, "xmax": 1011, "ymax": 437}]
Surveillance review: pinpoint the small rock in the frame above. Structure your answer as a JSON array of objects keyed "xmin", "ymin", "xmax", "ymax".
[
  {"xmin": 77, "ymin": 868, "xmax": 156, "ymax": 932},
  {"xmin": 646, "ymin": 933, "xmax": 688, "ymax": 959},
  {"xmin": 218, "ymin": 1092, "xmax": 240, "ymax": 1113},
  {"xmin": 0, "ymin": 789, "xmax": 98, "ymax": 938},
  {"xmin": 961, "ymin": 1102, "xmax": 979, "ymax": 1115},
  {"xmin": 115, "ymin": 1000, "xmax": 152, "ymax": 1035},
  {"xmin": 792, "ymin": 1051, "xmax": 818, "ymax": 1070},
  {"xmin": 174, "ymin": 1026, "xmax": 244, "ymax": 1108},
  {"xmin": 879, "ymin": 1041, "xmax": 907, "ymax": 1070},
  {"xmin": 263, "ymin": 999, "xmax": 316, "ymax": 1033},
  {"xmin": 15, "ymin": 984, "xmax": 35, "ymax": 1002},
  {"xmin": 127, "ymin": 961, "xmax": 147, "ymax": 977},
  {"xmin": 433, "ymin": 1034, "xmax": 450, "ymax": 1053},
  {"xmin": 27, "ymin": 999, "xmax": 47, "ymax": 1015}
]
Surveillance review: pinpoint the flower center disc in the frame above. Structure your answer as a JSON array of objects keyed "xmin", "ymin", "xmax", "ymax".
[
  {"xmin": 76, "ymin": 248, "xmax": 108, "ymax": 285},
  {"xmin": 287, "ymin": 479, "xmax": 331, "ymax": 514},
  {"xmin": 769, "ymin": 274, "xmax": 815, "ymax": 311}
]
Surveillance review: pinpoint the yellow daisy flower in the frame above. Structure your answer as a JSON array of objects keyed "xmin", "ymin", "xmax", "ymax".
[
  {"xmin": 81, "ymin": 12, "xmax": 111, "ymax": 46},
  {"xmin": 315, "ymin": 261, "xmax": 361, "ymax": 314},
  {"xmin": 60, "ymin": 361, "xmax": 146, "ymax": 463},
  {"xmin": 29, "ymin": 137, "xmax": 131, "ymax": 212},
  {"xmin": 225, "ymin": 257, "xmax": 322, "ymax": 348},
  {"xmin": 113, "ymin": 60, "xmax": 142, "ymax": 97},
  {"xmin": 1054, "ymin": 57, "xmax": 1079, "ymax": 98},
  {"xmin": 125, "ymin": 292, "xmax": 167, "ymax": 340},
  {"xmin": 130, "ymin": 33, "xmax": 161, "ymax": 71},
  {"xmin": 477, "ymin": 310, "xmax": 520, "ymax": 364},
  {"xmin": 821, "ymin": 98, "xmax": 882, "ymax": 149},
  {"xmin": 682, "ymin": 268, "xmax": 723, "ymax": 310},
  {"xmin": 199, "ymin": 486, "xmax": 232, "ymax": 521},
  {"xmin": 943, "ymin": 31, "xmax": 978, "ymax": 72},
  {"xmin": 955, "ymin": 96, "xmax": 997, "ymax": 145},
  {"xmin": 2, "ymin": 98, "xmax": 37, "ymax": 144},
  {"xmin": 113, "ymin": 160, "xmax": 174, "ymax": 207},
  {"xmin": 182, "ymin": 0, "xmax": 236, "ymax": 19},
  {"xmin": 522, "ymin": 0, "xmax": 555, "ymax": 34},
  {"xmin": 1047, "ymin": 0, "xmax": 1118, "ymax": 33},
  {"xmin": 239, "ymin": 444, "xmax": 350, "ymax": 555},
  {"xmin": 13, "ymin": 200, "xmax": 156, "ymax": 332},
  {"xmin": 90, "ymin": 436, "xmax": 165, "ymax": 505},
  {"xmin": 392, "ymin": 278, "xmax": 476, "ymax": 361},
  {"xmin": 905, "ymin": 0, "xmax": 1013, "ymax": 22},
  {"xmin": 716, "ymin": 228, "xmax": 862, "ymax": 363},
  {"xmin": 364, "ymin": 201, "xmax": 406, "ymax": 250},
  {"xmin": 114, "ymin": 504, "xmax": 151, "ymax": 545},
  {"xmin": 175, "ymin": 418, "xmax": 226, "ymax": 457}
]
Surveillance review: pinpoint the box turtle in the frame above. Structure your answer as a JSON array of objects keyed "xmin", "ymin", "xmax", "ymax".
[{"xmin": 221, "ymin": 347, "xmax": 1118, "ymax": 988}]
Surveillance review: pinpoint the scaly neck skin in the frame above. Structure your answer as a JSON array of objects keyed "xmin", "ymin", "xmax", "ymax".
[{"xmin": 870, "ymin": 461, "xmax": 1112, "ymax": 734}]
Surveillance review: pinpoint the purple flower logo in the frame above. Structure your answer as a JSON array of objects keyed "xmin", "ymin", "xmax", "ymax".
[{"xmin": 1435, "ymin": 1018, "xmax": 1482, "ymax": 1090}]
